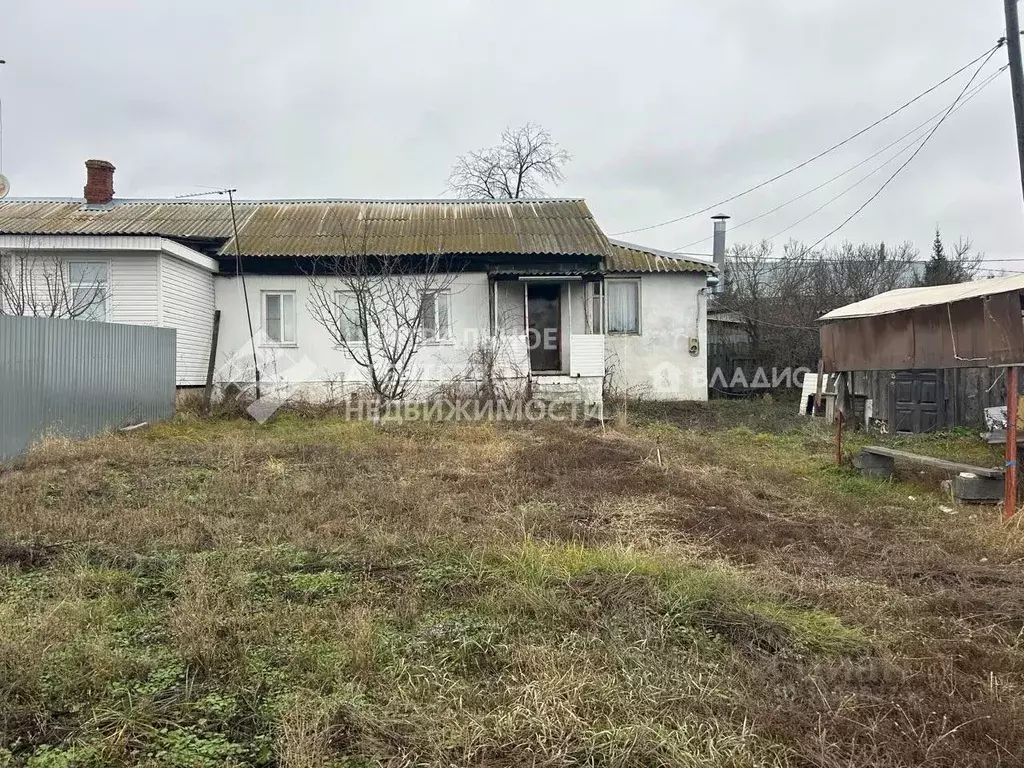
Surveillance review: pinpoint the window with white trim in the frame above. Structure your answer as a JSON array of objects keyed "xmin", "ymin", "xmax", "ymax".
[
  {"xmin": 606, "ymin": 279, "xmax": 640, "ymax": 335},
  {"xmin": 419, "ymin": 290, "xmax": 451, "ymax": 342},
  {"xmin": 68, "ymin": 261, "xmax": 108, "ymax": 322},
  {"xmin": 334, "ymin": 290, "xmax": 365, "ymax": 343},
  {"xmin": 263, "ymin": 291, "xmax": 297, "ymax": 344},
  {"xmin": 588, "ymin": 281, "xmax": 605, "ymax": 334}
]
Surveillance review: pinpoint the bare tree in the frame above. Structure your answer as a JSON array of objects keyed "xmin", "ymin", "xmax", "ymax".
[
  {"xmin": 306, "ymin": 235, "xmax": 461, "ymax": 403},
  {"xmin": 0, "ymin": 244, "xmax": 107, "ymax": 319},
  {"xmin": 447, "ymin": 123, "xmax": 571, "ymax": 199},
  {"xmin": 718, "ymin": 239, "xmax": 919, "ymax": 371}
]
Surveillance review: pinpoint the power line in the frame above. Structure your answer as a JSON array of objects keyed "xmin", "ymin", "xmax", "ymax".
[
  {"xmin": 671, "ymin": 65, "xmax": 1009, "ymax": 252},
  {"xmin": 609, "ymin": 41, "xmax": 1005, "ymax": 237},
  {"xmin": 760, "ymin": 134, "xmax": 932, "ymax": 243},
  {"xmin": 793, "ymin": 44, "xmax": 1003, "ymax": 256}
]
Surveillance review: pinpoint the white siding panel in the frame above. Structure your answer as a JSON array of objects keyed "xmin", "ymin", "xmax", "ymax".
[
  {"xmin": 570, "ymin": 334, "xmax": 605, "ymax": 377},
  {"xmin": 109, "ymin": 255, "xmax": 159, "ymax": 326},
  {"xmin": 160, "ymin": 256, "xmax": 215, "ymax": 386}
]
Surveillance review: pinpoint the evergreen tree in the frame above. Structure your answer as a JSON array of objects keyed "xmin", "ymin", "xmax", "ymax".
[{"xmin": 918, "ymin": 228, "xmax": 976, "ymax": 286}]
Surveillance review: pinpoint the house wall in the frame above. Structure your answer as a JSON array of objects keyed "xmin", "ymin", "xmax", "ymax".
[
  {"xmin": 605, "ymin": 273, "xmax": 708, "ymax": 400},
  {"xmin": 214, "ymin": 271, "xmax": 708, "ymax": 402},
  {"xmin": 0, "ymin": 248, "xmax": 216, "ymax": 386},
  {"xmin": 0, "ymin": 250, "xmax": 159, "ymax": 325},
  {"xmin": 213, "ymin": 272, "xmax": 495, "ymax": 395},
  {"xmin": 158, "ymin": 255, "xmax": 216, "ymax": 386},
  {"xmin": 109, "ymin": 255, "xmax": 160, "ymax": 325}
]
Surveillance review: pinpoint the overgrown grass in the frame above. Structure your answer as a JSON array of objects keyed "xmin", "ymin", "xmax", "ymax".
[{"xmin": 1, "ymin": 408, "xmax": 1022, "ymax": 766}]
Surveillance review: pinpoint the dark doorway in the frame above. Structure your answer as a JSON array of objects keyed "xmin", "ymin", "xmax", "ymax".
[
  {"xmin": 891, "ymin": 370, "xmax": 944, "ymax": 433},
  {"xmin": 527, "ymin": 283, "xmax": 561, "ymax": 373}
]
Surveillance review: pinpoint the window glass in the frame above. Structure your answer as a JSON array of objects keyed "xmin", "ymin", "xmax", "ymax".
[
  {"xmin": 264, "ymin": 292, "xmax": 296, "ymax": 343},
  {"xmin": 335, "ymin": 291, "xmax": 365, "ymax": 342},
  {"xmin": 420, "ymin": 291, "xmax": 451, "ymax": 341},
  {"xmin": 68, "ymin": 261, "xmax": 108, "ymax": 322},
  {"xmin": 606, "ymin": 281, "xmax": 639, "ymax": 334}
]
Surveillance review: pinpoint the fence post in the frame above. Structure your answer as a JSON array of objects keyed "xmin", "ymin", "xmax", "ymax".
[{"xmin": 203, "ymin": 310, "xmax": 222, "ymax": 414}]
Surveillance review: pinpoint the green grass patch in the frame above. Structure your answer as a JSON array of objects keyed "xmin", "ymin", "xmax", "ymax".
[{"xmin": 2, "ymin": 403, "xmax": 1022, "ymax": 766}]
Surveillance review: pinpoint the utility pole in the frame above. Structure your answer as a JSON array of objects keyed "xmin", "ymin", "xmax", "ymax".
[
  {"xmin": 1004, "ymin": 1, "xmax": 1024, "ymax": 519},
  {"xmin": 1004, "ymin": 0, "xmax": 1024, "ymax": 202}
]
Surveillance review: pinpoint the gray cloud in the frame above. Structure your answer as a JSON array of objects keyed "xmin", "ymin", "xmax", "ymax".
[{"xmin": 3, "ymin": 0, "xmax": 1023, "ymax": 264}]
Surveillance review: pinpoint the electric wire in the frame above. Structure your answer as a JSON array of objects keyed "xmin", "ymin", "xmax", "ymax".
[
  {"xmin": 793, "ymin": 45, "xmax": 1003, "ymax": 257},
  {"xmin": 672, "ymin": 65, "xmax": 1009, "ymax": 252},
  {"xmin": 609, "ymin": 41, "xmax": 1006, "ymax": 237}
]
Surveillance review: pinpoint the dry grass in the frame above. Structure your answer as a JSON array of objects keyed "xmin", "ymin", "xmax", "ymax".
[{"xmin": 0, "ymin": 408, "xmax": 1022, "ymax": 766}]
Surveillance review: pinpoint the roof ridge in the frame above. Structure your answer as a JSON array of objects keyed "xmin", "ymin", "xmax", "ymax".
[
  {"xmin": 608, "ymin": 238, "xmax": 715, "ymax": 265},
  {"xmin": 0, "ymin": 196, "xmax": 588, "ymax": 206}
]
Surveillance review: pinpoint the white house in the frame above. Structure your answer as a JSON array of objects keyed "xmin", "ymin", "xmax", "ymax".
[{"xmin": 0, "ymin": 160, "xmax": 715, "ymax": 400}]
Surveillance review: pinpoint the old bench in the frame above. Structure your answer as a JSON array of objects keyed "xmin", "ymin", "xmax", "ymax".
[{"xmin": 855, "ymin": 446, "xmax": 1005, "ymax": 502}]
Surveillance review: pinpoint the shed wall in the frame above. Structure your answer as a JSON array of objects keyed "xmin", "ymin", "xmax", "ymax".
[
  {"xmin": 859, "ymin": 367, "xmax": 1010, "ymax": 431},
  {"xmin": 821, "ymin": 292, "xmax": 1024, "ymax": 372}
]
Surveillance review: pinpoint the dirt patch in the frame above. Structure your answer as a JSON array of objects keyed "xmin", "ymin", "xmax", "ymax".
[{"xmin": 0, "ymin": 542, "xmax": 61, "ymax": 569}]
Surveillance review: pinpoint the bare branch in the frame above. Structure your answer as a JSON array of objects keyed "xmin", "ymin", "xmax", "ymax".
[
  {"xmin": 306, "ymin": 228, "xmax": 463, "ymax": 403},
  {"xmin": 448, "ymin": 123, "xmax": 571, "ymax": 199},
  {"xmin": 0, "ymin": 241, "xmax": 108, "ymax": 319}
]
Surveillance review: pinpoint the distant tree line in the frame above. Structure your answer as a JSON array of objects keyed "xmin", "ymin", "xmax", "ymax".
[{"xmin": 716, "ymin": 230, "xmax": 983, "ymax": 374}]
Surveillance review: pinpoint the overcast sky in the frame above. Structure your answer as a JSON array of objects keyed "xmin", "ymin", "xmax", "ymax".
[{"xmin": 3, "ymin": 1, "xmax": 1024, "ymax": 266}]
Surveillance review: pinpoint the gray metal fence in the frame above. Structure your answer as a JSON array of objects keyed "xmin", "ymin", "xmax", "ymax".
[{"xmin": 0, "ymin": 316, "xmax": 175, "ymax": 460}]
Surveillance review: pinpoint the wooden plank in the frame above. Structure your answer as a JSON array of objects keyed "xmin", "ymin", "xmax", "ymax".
[
  {"xmin": 814, "ymin": 359, "xmax": 824, "ymax": 414},
  {"xmin": 861, "ymin": 445, "xmax": 1004, "ymax": 478},
  {"xmin": 202, "ymin": 309, "xmax": 222, "ymax": 414}
]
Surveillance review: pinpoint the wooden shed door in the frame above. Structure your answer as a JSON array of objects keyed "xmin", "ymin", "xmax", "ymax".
[{"xmin": 891, "ymin": 370, "xmax": 944, "ymax": 433}]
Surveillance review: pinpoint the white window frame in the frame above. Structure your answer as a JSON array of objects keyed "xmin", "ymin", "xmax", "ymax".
[
  {"xmin": 333, "ymin": 289, "xmax": 366, "ymax": 344},
  {"xmin": 605, "ymin": 278, "xmax": 642, "ymax": 336},
  {"xmin": 67, "ymin": 259, "xmax": 110, "ymax": 322},
  {"xmin": 587, "ymin": 280, "xmax": 605, "ymax": 335},
  {"xmin": 261, "ymin": 290, "xmax": 297, "ymax": 346},
  {"xmin": 419, "ymin": 290, "xmax": 452, "ymax": 344}
]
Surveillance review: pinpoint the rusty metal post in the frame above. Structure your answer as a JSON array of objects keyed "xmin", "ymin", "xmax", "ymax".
[{"xmin": 1006, "ymin": 366, "xmax": 1019, "ymax": 520}]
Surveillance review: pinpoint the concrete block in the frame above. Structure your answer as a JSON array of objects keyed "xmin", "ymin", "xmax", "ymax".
[
  {"xmin": 854, "ymin": 450, "xmax": 895, "ymax": 480},
  {"xmin": 953, "ymin": 472, "xmax": 1004, "ymax": 502}
]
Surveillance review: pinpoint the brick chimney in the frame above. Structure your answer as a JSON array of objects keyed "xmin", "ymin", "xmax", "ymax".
[{"xmin": 83, "ymin": 159, "xmax": 115, "ymax": 205}]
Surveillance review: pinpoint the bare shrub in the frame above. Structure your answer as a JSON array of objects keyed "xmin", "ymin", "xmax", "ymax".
[{"xmin": 306, "ymin": 235, "xmax": 461, "ymax": 404}]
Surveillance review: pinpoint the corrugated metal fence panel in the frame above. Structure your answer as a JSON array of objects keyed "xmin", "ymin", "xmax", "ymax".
[{"xmin": 0, "ymin": 316, "xmax": 175, "ymax": 460}]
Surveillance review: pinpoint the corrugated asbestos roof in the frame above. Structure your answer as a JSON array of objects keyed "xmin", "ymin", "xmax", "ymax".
[
  {"xmin": 0, "ymin": 200, "xmax": 247, "ymax": 239},
  {"xmin": 605, "ymin": 239, "xmax": 716, "ymax": 274},
  {"xmin": 0, "ymin": 198, "xmax": 610, "ymax": 258},
  {"xmin": 818, "ymin": 273, "xmax": 1024, "ymax": 321}
]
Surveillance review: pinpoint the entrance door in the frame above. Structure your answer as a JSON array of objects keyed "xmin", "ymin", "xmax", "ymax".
[
  {"xmin": 891, "ymin": 370, "xmax": 944, "ymax": 433},
  {"xmin": 527, "ymin": 284, "xmax": 561, "ymax": 372}
]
